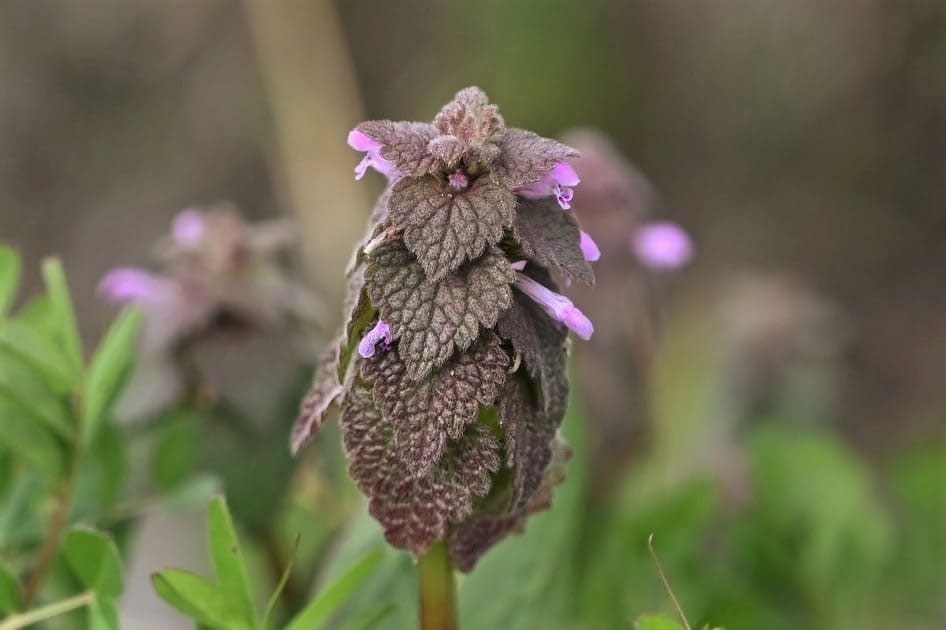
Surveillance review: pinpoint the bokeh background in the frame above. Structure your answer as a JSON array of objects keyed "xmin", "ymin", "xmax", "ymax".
[{"xmin": 1, "ymin": 1, "xmax": 944, "ymax": 628}]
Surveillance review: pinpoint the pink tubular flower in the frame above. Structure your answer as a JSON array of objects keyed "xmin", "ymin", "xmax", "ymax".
[
  {"xmin": 348, "ymin": 130, "xmax": 398, "ymax": 180},
  {"xmin": 580, "ymin": 230, "xmax": 600, "ymax": 262},
  {"xmin": 632, "ymin": 221, "xmax": 693, "ymax": 270},
  {"xmin": 516, "ymin": 161, "xmax": 581, "ymax": 209},
  {"xmin": 172, "ymin": 209, "xmax": 206, "ymax": 248},
  {"xmin": 358, "ymin": 320, "xmax": 394, "ymax": 358},
  {"xmin": 513, "ymin": 272, "xmax": 593, "ymax": 340}
]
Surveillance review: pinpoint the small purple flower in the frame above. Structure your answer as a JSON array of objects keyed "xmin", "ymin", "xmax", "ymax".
[
  {"xmin": 99, "ymin": 268, "xmax": 166, "ymax": 303},
  {"xmin": 513, "ymin": 272, "xmax": 593, "ymax": 340},
  {"xmin": 348, "ymin": 130, "xmax": 398, "ymax": 180},
  {"xmin": 516, "ymin": 161, "xmax": 581, "ymax": 210},
  {"xmin": 579, "ymin": 230, "xmax": 601, "ymax": 262},
  {"xmin": 448, "ymin": 171, "xmax": 469, "ymax": 190},
  {"xmin": 172, "ymin": 209, "xmax": 206, "ymax": 248},
  {"xmin": 358, "ymin": 320, "xmax": 395, "ymax": 358},
  {"xmin": 632, "ymin": 221, "xmax": 693, "ymax": 270}
]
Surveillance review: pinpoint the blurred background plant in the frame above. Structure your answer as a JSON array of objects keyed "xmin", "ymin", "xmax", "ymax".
[{"xmin": 1, "ymin": 1, "xmax": 944, "ymax": 628}]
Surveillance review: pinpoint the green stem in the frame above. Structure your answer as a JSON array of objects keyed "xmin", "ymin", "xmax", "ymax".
[
  {"xmin": 418, "ymin": 541, "xmax": 457, "ymax": 630},
  {"xmin": 0, "ymin": 591, "xmax": 95, "ymax": 630},
  {"xmin": 22, "ymin": 434, "xmax": 81, "ymax": 606}
]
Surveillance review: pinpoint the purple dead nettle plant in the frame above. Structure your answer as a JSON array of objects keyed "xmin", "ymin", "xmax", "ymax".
[
  {"xmin": 291, "ymin": 88, "xmax": 597, "ymax": 579},
  {"xmin": 100, "ymin": 204, "xmax": 322, "ymax": 413}
]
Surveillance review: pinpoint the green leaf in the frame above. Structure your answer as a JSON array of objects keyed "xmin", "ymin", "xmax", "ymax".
[
  {"xmin": 40, "ymin": 258, "xmax": 83, "ymax": 375},
  {"xmin": 81, "ymin": 308, "xmax": 141, "ymax": 448},
  {"xmin": 152, "ymin": 411, "xmax": 200, "ymax": 492},
  {"xmin": 0, "ymin": 246, "xmax": 21, "ymax": 317},
  {"xmin": 636, "ymin": 614, "xmax": 687, "ymax": 630},
  {"xmin": 286, "ymin": 549, "xmax": 384, "ymax": 630},
  {"xmin": 62, "ymin": 527, "xmax": 124, "ymax": 598},
  {"xmin": 86, "ymin": 595, "xmax": 121, "ymax": 630},
  {"xmin": 0, "ymin": 319, "xmax": 77, "ymax": 393},
  {"xmin": 0, "ymin": 349, "xmax": 72, "ymax": 438},
  {"xmin": 0, "ymin": 398, "xmax": 64, "ymax": 478},
  {"xmin": 152, "ymin": 569, "xmax": 251, "ymax": 629},
  {"xmin": 0, "ymin": 562, "xmax": 22, "ymax": 614},
  {"xmin": 207, "ymin": 495, "xmax": 257, "ymax": 626},
  {"xmin": 262, "ymin": 535, "xmax": 299, "ymax": 629}
]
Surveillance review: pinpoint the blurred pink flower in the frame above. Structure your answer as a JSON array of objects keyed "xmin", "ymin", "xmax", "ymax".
[
  {"xmin": 171, "ymin": 209, "xmax": 206, "ymax": 248},
  {"xmin": 516, "ymin": 161, "xmax": 580, "ymax": 209},
  {"xmin": 348, "ymin": 130, "xmax": 398, "ymax": 180},
  {"xmin": 632, "ymin": 221, "xmax": 693, "ymax": 270},
  {"xmin": 514, "ymin": 272, "xmax": 593, "ymax": 340}
]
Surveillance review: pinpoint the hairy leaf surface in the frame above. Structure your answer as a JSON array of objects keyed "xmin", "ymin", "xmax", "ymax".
[
  {"xmin": 388, "ymin": 175, "xmax": 515, "ymax": 281},
  {"xmin": 365, "ymin": 240, "xmax": 513, "ymax": 379}
]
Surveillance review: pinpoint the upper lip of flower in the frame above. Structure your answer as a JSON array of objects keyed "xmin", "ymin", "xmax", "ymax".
[
  {"xmin": 514, "ymin": 161, "xmax": 581, "ymax": 210},
  {"xmin": 348, "ymin": 130, "xmax": 399, "ymax": 180}
]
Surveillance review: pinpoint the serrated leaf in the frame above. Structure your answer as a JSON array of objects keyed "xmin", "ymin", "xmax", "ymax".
[
  {"xmin": 355, "ymin": 120, "xmax": 440, "ymax": 177},
  {"xmin": 285, "ymin": 549, "xmax": 384, "ymax": 630},
  {"xmin": 365, "ymin": 240, "xmax": 513, "ymax": 380},
  {"xmin": 207, "ymin": 495, "xmax": 257, "ymax": 625},
  {"xmin": 0, "ymin": 562, "xmax": 22, "ymax": 614},
  {"xmin": 491, "ymin": 128, "xmax": 579, "ymax": 188},
  {"xmin": 514, "ymin": 197, "xmax": 594, "ymax": 285},
  {"xmin": 341, "ymin": 385, "xmax": 500, "ymax": 553},
  {"xmin": 291, "ymin": 342, "xmax": 345, "ymax": 455},
  {"xmin": 388, "ymin": 175, "xmax": 515, "ymax": 282},
  {"xmin": 0, "ymin": 319, "xmax": 77, "ymax": 393},
  {"xmin": 361, "ymin": 332, "xmax": 508, "ymax": 471},
  {"xmin": 448, "ymin": 437, "xmax": 570, "ymax": 572},
  {"xmin": 635, "ymin": 614, "xmax": 687, "ymax": 630},
  {"xmin": 496, "ymin": 291, "xmax": 569, "ymax": 423},
  {"xmin": 62, "ymin": 527, "xmax": 124, "ymax": 598},
  {"xmin": 152, "ymin": 569, "xmax": 250, "ymax": 629},
  {"xmin": 81, "ymin": 307, "xmax": 141, "ymax": 447},
  {"xmin": 0, "ymin": 246, "xmax": 21, "ymax": 317},
  {"xmin": 40, "ymin": 258, "xmax": 83, "ymax": 375}
]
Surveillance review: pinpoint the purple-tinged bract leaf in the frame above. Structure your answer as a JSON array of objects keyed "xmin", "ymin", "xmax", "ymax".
[
  {"xmin": 362, "ymin": 332, "xmax": 509, "ymax": 471},
  {"xmin": 431, "ymin": 87, "xmax": 505, "ymax": 166},
  {"xmin": 291, "ymin": 341, "xmax": 345, "ymax": 454},
  {"xmin": 514, "ymin": 197, "xmax": 595, "ymax": 285},
  {"xmin": 496, "ymin": 289, "xmax": 569, "ymax": 423},
  {"xmin": 364, "ymin": 239, "xmax": 514, "ymax": 380},
  {"xmin": 447, "ymin": 438, "xmax": 571, "ymax": 572},
  {"xmin": 491, "ymin": 128, "xmax": 579, "ymax": 188},
  {"xmin": 355, "ymin": 120, "xmax": 441, "ymax": 177},
  {"xmin": 341, "ymin": 383, "xmax": 501, "ymax": 554},
  {"xmin": 388, "ymin": 175, "xmax": 515, "ymax": 281}
]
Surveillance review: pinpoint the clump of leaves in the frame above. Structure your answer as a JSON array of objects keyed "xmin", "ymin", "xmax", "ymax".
[
  {"xmin": 152, "ymin": 496, "xmax": 382, "ymax": 630},
  {"xmin": 292, "ymin": 87, "xmax": 597, "ymax": 569},
  {"xmin": 0, "ymin": 247, "xmax": 139, "ymax": 629}
]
